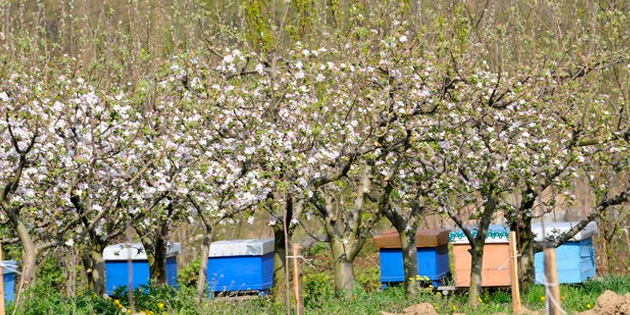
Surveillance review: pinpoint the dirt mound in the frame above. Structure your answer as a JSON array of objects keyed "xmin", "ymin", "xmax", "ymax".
[
  {"xmin": 381, "ymin": 303, "xmax": 438, "ymax": 315},
  {"xmin": 580, "ymin": 290, "xmax": 630, "ymax": 315}
]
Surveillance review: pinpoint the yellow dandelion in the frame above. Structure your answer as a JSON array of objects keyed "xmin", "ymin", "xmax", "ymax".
[
  {"xmin": 157, "ymin": 302, "xmax": 165, "ymax": 309},
  {"xmin": 586, "ymin": 304, "xmax": 592, "ymax": 309},
  {"xmin": 540, "ymin": 296, "xmax": 546, "ymax": 302}
]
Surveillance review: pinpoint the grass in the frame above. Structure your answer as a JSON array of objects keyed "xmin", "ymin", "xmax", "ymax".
[{"xmin": 9, "ymin": 275, "xmax": 630, "ymax": 314}]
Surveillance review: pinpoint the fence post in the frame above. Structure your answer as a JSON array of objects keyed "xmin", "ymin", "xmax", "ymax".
[
  {"xmin": 544, "ymin": 247, "xmax": 562, "ymax": 315},
  {"xmin": 509, "ymin": 232, "xmax": 521, "ymax": 314},
  {"xmin": 292, "ymin": 244, "xmax": 304, "ymax": 315}
]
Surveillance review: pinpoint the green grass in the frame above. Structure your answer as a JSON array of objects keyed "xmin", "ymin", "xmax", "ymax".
[{"xmin": 10, "ymin": 274, "xmax": 630, "ymax": 314}]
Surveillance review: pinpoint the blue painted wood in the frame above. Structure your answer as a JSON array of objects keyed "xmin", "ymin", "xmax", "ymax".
[
  {"xmin": 534, "ymin": 237, "xmax": 596, "ymax": 284},
  {"xmin": 105, "ymin": 258, "xmax": 179, "ymax": 295},
  {"xmin": 207, "ymin": 252, "xmax": 274, "ymax": 294},
  {"xmin": 379, "ymin": 244, "xmax": 450, "ymax": 288},
  {"xmin": 2, "ymin": 260, "xmax": 17, "ymax": 303},
  {"xmin": 166, "ymin": 256, "xmax": 179, "ymax": 289}
]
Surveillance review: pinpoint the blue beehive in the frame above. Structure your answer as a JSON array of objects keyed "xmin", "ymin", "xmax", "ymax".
[
  {"xmin": 533, "ymin": 221, "xmax": 597, "ymax": 284},
  {"xmin": 103, "ymin": 242, "xmax": 180, "ymax": 295},
  {"xmin": 2, "ymin": 260, "xmax": 18, "ymax": 303},
  {"xmin": 374, "ymin": 229, "xmax": 451, "ymax": 288},
  {"xmin": 207, "ymin": 239, "xmax": 274, "ymax": 295}
]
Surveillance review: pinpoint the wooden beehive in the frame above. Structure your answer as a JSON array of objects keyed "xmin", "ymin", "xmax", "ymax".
[
  {"xmin": 532, "ymin": 221, "xmax": 597, "ymax": 284},
  {"xmin": 450, "ymin": 225, "xmax": 511, "ymax": 287},
  {"xmin": 373, "ymin": 229, "xmax": 451, "ymax": 287}
]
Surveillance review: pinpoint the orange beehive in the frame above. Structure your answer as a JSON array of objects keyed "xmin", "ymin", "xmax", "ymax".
[{"xmin": 449, "ymin": 225, "xmax": 511, "ymax": 287}]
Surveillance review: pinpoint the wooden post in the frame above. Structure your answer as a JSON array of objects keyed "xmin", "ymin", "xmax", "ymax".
[
  {"xmin": 292, "ymin": 244, "xmax": 304, "ymax": 315},
  {"xmin": 0, "ymin": 242, "xmax": 5, "ymax": 315},
  {"xmin": 508, "ymin": 232, "xmax": 521, "ymax": 314},
  {"xmin": 544, "ymin": 247, "xmax": 562, "ymax": 315}
]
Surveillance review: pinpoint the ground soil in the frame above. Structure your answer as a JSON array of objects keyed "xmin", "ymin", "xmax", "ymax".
[
  {"xmin": 580, "ymin": 290, "xmax": 630, "ymax": 315},
  {"xmin": 381, "ymin": 303, "xmax": 439, "ymax": 315}
]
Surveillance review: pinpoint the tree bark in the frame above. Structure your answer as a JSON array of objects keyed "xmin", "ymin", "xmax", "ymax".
[
  {"xmin": 148, "ymin": 236, "xmax": 168, "ymax": 286},
  {"xmin": 399, "ymin": 228, "xmax": 419, "ymax": 295},
  {"xmin": 330, "ymin": 239, "xmax": 356, "ymax": 295},
  {"xmin": 516, "ymin": 216, "xmax": 535, "ymax": 290},
  {"xmin": 82, "ymin": 248, "xmax": 107, "ymax": 296},
  {"xmin": 467, "ymin": 244, "xmax": 484, "ymax": 306},
  {"xmin": 197, "ymin": 229, "xmax": 212, "ymax": 297},
  {"xmin": 272, "ymin": 224, "xmax": 288, "ymax": 302},
  {"xmin": 10, "ymin": 210, "xmax": 38, "ymax": 290}
]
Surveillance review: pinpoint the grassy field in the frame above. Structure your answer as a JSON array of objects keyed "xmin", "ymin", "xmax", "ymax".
[
  {"xmin": 9, "ymin": 246, "xmax": 630, "ymax": 315},
  {"xmin": 9, "ymin": 275, "xmax": 630, "ymax": 314}
]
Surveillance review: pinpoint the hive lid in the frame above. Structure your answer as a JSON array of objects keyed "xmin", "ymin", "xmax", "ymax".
[
  {"xmin": 1, "ymin": 260, "xmax": 18, "ymax": 275},
  {"xmin": 531, "ymin": 221, "xmax": 597, "ymax": 242},
  {"xmin": 449, "ymin": 225, "xmax": 510, "ymax": 244},
  {"xmin": 373, "ymin": 229, "xmax": 450, "ymax": 248},
  {"xmin": 103, "ymin": 242, "xmax": 181, "ymax": 261},
  {"xmin": 209, "ymin": 239, "xmax": 274, "ymax": 257}
]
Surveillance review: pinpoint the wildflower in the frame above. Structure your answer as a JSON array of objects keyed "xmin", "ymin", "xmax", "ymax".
[
  {"xmin": 540, "ymin": 296, "xmax": 546, "ymax": 302},
  {"xmin": 157, "ymin": 302, "xmax": 165, "ymax": 309},
  {"xmin": 477, "ymin": 297, "xmax": 483, "ymax": 303},
  {"xmin": 586, "ymin": 303, "xmax": 592, "ymax": 309}
]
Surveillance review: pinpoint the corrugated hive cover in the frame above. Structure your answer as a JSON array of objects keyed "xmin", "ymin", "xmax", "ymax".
[
  {"xmin": 531, "ymin": 221, "xmax": 597, "ymax": 242},
  {"xmin": 103, "ymin": 242, "xmax": 181, "ymax": 260},
  {"xmin": 209, "ymin": 239, "xmax": 274, "ymax": 257}
]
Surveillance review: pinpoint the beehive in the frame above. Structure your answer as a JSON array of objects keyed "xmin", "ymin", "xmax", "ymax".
[
  {"xmin": 103, "ymin": 242, "xmax": 180, "ymax": 295},
  {"xmin": 450, "ymin": 225, "xmax": 511, "ymax": 287},
  {"xmin": 374, "ymin": 229, "xmax": 450, "ymax": 287},
  {"xmin": 2, "ymin": 260, "xmax": 17, "ymax": 303},
  {"xmin": 207, "ymin": 239, "xmax": 274, "ymax": 295},
  {"xmin": 532, "ymin": 221, "xmax": 597, "ymax": 284}
]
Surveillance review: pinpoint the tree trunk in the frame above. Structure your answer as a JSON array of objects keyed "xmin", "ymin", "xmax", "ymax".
[
  {"xmin": 467, "ymin": 244, "xmax": 484, "ymax": 306},
  {"xmin": 19, "ymin": 239, "xmax": 37, "ymax": 291},
  {"xmin": 197, "ymin": 228, "xmax": 212, "ymax": 298},
  {"xmin": 516, "ymin": 216, "xmax": 535, "ymax": 290},
  {"xmin": 149, "ymin": 236, "xmax": 167, "ymax": 286},
  {"xmin": 330, "ymin": 239, "xmax": 356, "ymax": 295},
  {"xmin": 385, "ymin": 207, "xmax": 419, "ymax": 296},
  {"xmin": 81, "ymin": 248, "xmax": 107, "ymax": 296},
  {"xmin": 271, "ymin": 224, "xmax": 288, "ymax": 302},
  {"xmin": 11, "ymin": 213, "xmax": 38, "ymax": 291},
  {"xmin": 399, "ymin": 228, "xmax": 419, "ymax": 295}
]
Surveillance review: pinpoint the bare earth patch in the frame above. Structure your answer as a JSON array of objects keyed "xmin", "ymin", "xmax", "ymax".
[
  {"xmin": 381, "ymin": 303, "xmax": 439, "ymax": 315},
  {"xmin": 580, "ymin": 290, "xmax": 630, "ymax": 315}
]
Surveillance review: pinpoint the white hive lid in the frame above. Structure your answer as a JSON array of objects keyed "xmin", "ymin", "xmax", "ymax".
[
  {"xmin": 103, "ymin": 242, "xmax": 181, "ymax": 261},
  {"xmin": 209, "ymin": 239, "xmax": 274, "ymax": 257},
  {"xmin": 1, "ymin": 260, "xmax": 18, "ymax": 275},
  {"xmin": 531, "ymin": 221, "xmax": 597, "ymax": 242}
]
